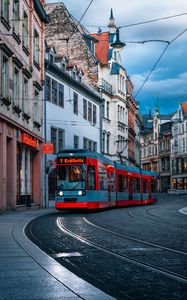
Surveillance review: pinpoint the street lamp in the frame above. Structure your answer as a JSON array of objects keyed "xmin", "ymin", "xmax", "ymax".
[{"xmin": 111, "ymin": 27, "xmax": 126, "ymax": 51}]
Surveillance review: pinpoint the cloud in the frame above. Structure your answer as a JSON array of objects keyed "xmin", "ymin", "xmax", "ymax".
[
  {"xmin": 132, "ymin": 72, "xmax": 187, "ymax": 114},
  {"xmin": 46, "ymin": 0, "xmax": 187, "ymax": 113},
  {"xmin": 132, "ymin": 71, "xmax": 187, "ymax": 94}
]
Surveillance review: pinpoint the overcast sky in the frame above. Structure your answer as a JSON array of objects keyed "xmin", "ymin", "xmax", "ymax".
[{"xmin": 46, "ymin": 0, "xmax": 187, "ymax": 115}]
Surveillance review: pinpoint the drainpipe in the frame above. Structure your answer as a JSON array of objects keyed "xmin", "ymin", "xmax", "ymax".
[{"xmin": 99, "ymin": 86, "xmax": 104, "ymax": 154}]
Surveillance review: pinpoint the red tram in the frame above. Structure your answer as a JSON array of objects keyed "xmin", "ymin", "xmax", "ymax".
[{"xmin": 55, "ymin": 149, "xmax": 157, "ymax": 210}]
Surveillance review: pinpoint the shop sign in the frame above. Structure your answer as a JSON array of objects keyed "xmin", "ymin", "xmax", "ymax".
[
  {"xmin": 42, "ymin": 143, "xmax": 54, "ymax": 154},
  {"xmin": 21, "ymin": 133, "xmax": 38, "ymax": 148}
]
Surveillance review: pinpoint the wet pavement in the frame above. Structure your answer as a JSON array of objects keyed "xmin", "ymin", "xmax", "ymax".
[
  {"xmin": 25, "ymin": 195, "xmax": 187, "ymax": 300},
  {"xmin": 0, "ymin": 209, "xmax": 114, "ymax": 300}
]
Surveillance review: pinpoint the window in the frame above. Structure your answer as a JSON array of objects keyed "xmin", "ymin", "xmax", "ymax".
[
  {"xmin": 1, "ymin": 55, "xmax": 9, "ymax": 98},
  {"xmin": 106, "ymin": 134, "xmax": 110, "ymax": 154},
  {"xmin": 49, "ymin": 54, "xmax": 54, "ymax": 64},
  {"xmin": 83, "ymin": 99, "xmax": 87, "ymax": 119},
  {"xmin": 58, "ymin": 83, "xmax": 64, "ymax": 107},
  {"xmin": 58, "ymin": 129, "xmax": 64, "ymax": 152},
  {"xmin": 22, "ymin": 77, "xmax": 28, "ymax": 113},
  {"xmin": 51, "ymin": 128, "xmax": 64, "ymax": 153},
  {"xmin": 33, "ymin": 29, "xmax": 39, "ymax": 64},
  {"xmin": 83, "ymin": 137, "xmax": 96, "ymax": 151},
  {"xmin": 74, "ymin": 135, "xmax": 79, "ymax": 149},
  {"xmin": 106, "ymin": 102, "xmax": 109, "ymax": 119},
  {"xmin": 87, "ymin": 165, "xmax": 96, "ymax": 190},
  {"xmin": 51, "ymin": 128, "xmax": 57, "ymax": 153},
  {"xmin": 93, "ymin": 104, "xmax": 96, "ymax": 124},
  {"xmin": 88, "ymin": 140, "xmax": 92, "ymax": 151},
  {"xmin": 52, "ymin": 79, "xmax": 57, "ymax": 104},
  {"xmin": 93, "ymin": 142, "xmax": 97, "ymax": 152},
  {"xmin": 102, "ymin": 132, "xmax": 105, "ymax": 153},
  {"xmin": 118, "ymin": 175, "xmax": 127, "ymax": 192},
  {"xmin": 133, "ymin": 178, "xmax": 140, "ymax": 192},
  {"xmin": 61, "ymin": 62, "xmax": 66, "ymax": 72},
  {"xmin": 45, "ymin": 75, "xmax": 51, "ymax": 102},
  {"xmin": 73, "ymin": 92, "xmax": 78, "ymax": 115},
  {"xmin": 83, "ymin": 137, "xmax": 88, "ymax": 149},
  {"xmin": 143, "ymin": 180, "xmax": 148, "ymax": 193},
  {"xmin": 88, "ymin": 101, "xmax": 92, "ymax": 122},
  {"xmin": 1, "ymin": 0, "xmax": 9, "ymax": 23},
  {"xmin": 13, "ymin": 0, "xmax": 19, "ymax": 36},
  {"xmin": 22, "ymin": 11, "xmax": 28, "ymax": 49},
  {"xmin": 13, "ymin": 66, "xmax": 19, "ymax": 106},
  {"xmin": 72, "ymin": 71, "xmax": 76, "ymax": 80},
  {"xmin": 33, "ymin": 89, "xmax": 39, "ymax": 122},
  {"xmin": 99, "ymin": 166, "xmax": 107, "ymax": 191}
]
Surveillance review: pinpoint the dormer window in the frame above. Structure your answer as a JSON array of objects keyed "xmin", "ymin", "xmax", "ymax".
[
  {"xmin": 78, "ymin": 75, "xmax": 82, "ymax": 84},
  {"xmin": 72, "ymin": 71, "xmax": 76, "ymax": 80},
  {"xmin": 78, "ymin": 70, "xmax": 83, "ymax": 84},
  {"xmin": 61, "ymin": 62, "xmax": 66, "ymax": 72},
  {"xmin": 49, "ymin": 53, "xmax": 54, "ymax": 64}
]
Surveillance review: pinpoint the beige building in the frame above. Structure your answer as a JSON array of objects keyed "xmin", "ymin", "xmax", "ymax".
[{"xmin": 0, "ymin": 0, "xmax": 49, "ymax": 211}]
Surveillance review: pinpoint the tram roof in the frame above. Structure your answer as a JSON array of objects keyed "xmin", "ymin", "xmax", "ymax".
[
  {"xmin": 57, "ymin": 149, "xmax": 158, "ymax": 177},
  {"xmin": 57, "ymin": 149, "xmax": 113, "ymax": 165}
]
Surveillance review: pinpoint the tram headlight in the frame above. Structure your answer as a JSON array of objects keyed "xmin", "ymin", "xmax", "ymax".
[
  {"xmin": 57, "ymin": 191, "xmax": 63, "ymax": 196},
  {"xmin": 78, "ymin": 190, "xmax": 86, "ymax": 196}
]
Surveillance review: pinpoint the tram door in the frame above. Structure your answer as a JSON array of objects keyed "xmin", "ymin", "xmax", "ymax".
[{"xmin": 106, "ymin": 165, "xmax": 115, "ymax": 202}]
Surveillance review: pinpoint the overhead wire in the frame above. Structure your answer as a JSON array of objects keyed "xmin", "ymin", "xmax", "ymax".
[
  {"xmin": 134, "ymin": 28, "xmax": 187, "ymax": 98},
  {"xmin": 83, "ymin": 12, "xmax": 187, "ymax": 29}
]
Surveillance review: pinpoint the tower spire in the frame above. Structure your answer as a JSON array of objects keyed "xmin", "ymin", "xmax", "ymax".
[
  {"xmin": 108, "ymin": 8, "xmax": 116, "ymax": 33},
  {"xmin": 110, "ymin": 8, "xmax": 114, "ymax": 19}
]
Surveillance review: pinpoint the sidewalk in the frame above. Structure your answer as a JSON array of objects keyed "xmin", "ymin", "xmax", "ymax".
[{"xmin": 0, "ymin": 209, "xmax": 114, "ymax": 300}]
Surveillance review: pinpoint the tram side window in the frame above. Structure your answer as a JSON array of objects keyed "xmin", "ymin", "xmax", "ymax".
[
  {"xmin": 57, "ymin": 166, "xmax": 66, "ymax": 180},
  {"xmin": 118, "ymin": 175, "xmax": 127, "ymax": 192},
  {"xmin": 133, "ymin": 178, "xmax": 140, "ymax": 192},
  {"xmin": 143, "ymin": 180, "xmax": 148, "ymax": 193},
  {"xmin": 87, "ymin": 165, "xmax": 96, "ymax": 190},
  {"xmin": 99, "ymin": 170, "xmax": 107, "ymax": 191},
  {"xmin": 151, "ymin": 179, "xmax": 157, "ymax": 193}
]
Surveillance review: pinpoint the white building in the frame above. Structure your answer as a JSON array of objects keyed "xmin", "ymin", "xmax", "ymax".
[
  {"xmin": 170, "ymin": 102, "xmax": 187, "ymax": 192},
  {"xmin": 90, "ymin": 11, "xmax": 128, "ymax": 164},
  {"xmin": 44, "ymin": 46, "xmax": 102, "ymax": 202}
]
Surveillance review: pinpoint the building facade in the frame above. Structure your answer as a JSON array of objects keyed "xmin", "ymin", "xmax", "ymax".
[
  {"xmin": 44, "ymin": 46, "xmax": 102, "ymax": 201},
  {"xmin": 90, "ymin": 11, "xmax": 129, "ymax": 164},
  {"xmin": 44, "ymin": 3, "xmax": 142, "ymax": 166},
  {"xmin": 141, "ymin": 108, "xmax": 173, "ymax": 192},
  {"xmin": 158, "ymin": 121, "xmax": 172, "ymax": 192},
  {"xmin": 170, "ymin": 103, "xmax": 187, "ymax": 193},
  {"xmin": 0, "ymin": 0, "xmax": 49, "ymax": 211}
]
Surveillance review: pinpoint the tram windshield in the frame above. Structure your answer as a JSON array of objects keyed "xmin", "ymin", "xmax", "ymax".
[{"xmin": 57, "ymin": 165, "xmax": 86, "ymax": 190}]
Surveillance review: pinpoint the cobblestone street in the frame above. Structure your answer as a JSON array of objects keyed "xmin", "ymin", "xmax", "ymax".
[{"xmin": 25, "ymin": 194, "xmax": 187, "ymax": 300}]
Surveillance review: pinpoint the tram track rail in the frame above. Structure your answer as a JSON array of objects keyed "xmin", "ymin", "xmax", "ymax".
[
  {"xmin": 82, "ymin": 216, "xmax": 187, "ymax": 256},
  {"xmin": 57, "ymin": 217, "xmax": 187, "ymax": 284}
]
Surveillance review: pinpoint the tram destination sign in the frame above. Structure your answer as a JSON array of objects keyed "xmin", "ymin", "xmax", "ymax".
[{"xmin": 57, "ymin": 157, "xmax": 86, "ymax": 165}]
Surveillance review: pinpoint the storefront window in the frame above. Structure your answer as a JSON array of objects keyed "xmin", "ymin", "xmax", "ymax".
[
  {"xmin": 184, "ymin": 178, "xmax": 187, "ymax": 190},
  {"xmin": 178, "ymin": 158, "xmax": 182, "ymax": 174},
  {"xmin": 183, "ymin": 158, "xmax": 187, "ymax": 172},
  {"xmin": 171, "ymin": 178, "xmax": 177, "ymax": 189},
  {"xmin": 17, "ymin": 146, "xmax": 33, "ymax": 206},
  {"xmin": 177, "ymin": 178, "xmax": 183, "ymax": 190}
]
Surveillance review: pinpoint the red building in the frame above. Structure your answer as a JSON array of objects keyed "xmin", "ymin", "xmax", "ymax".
[{"xmin": 0, "ymin": 0, "xmax": 49, "ymax": 211}]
